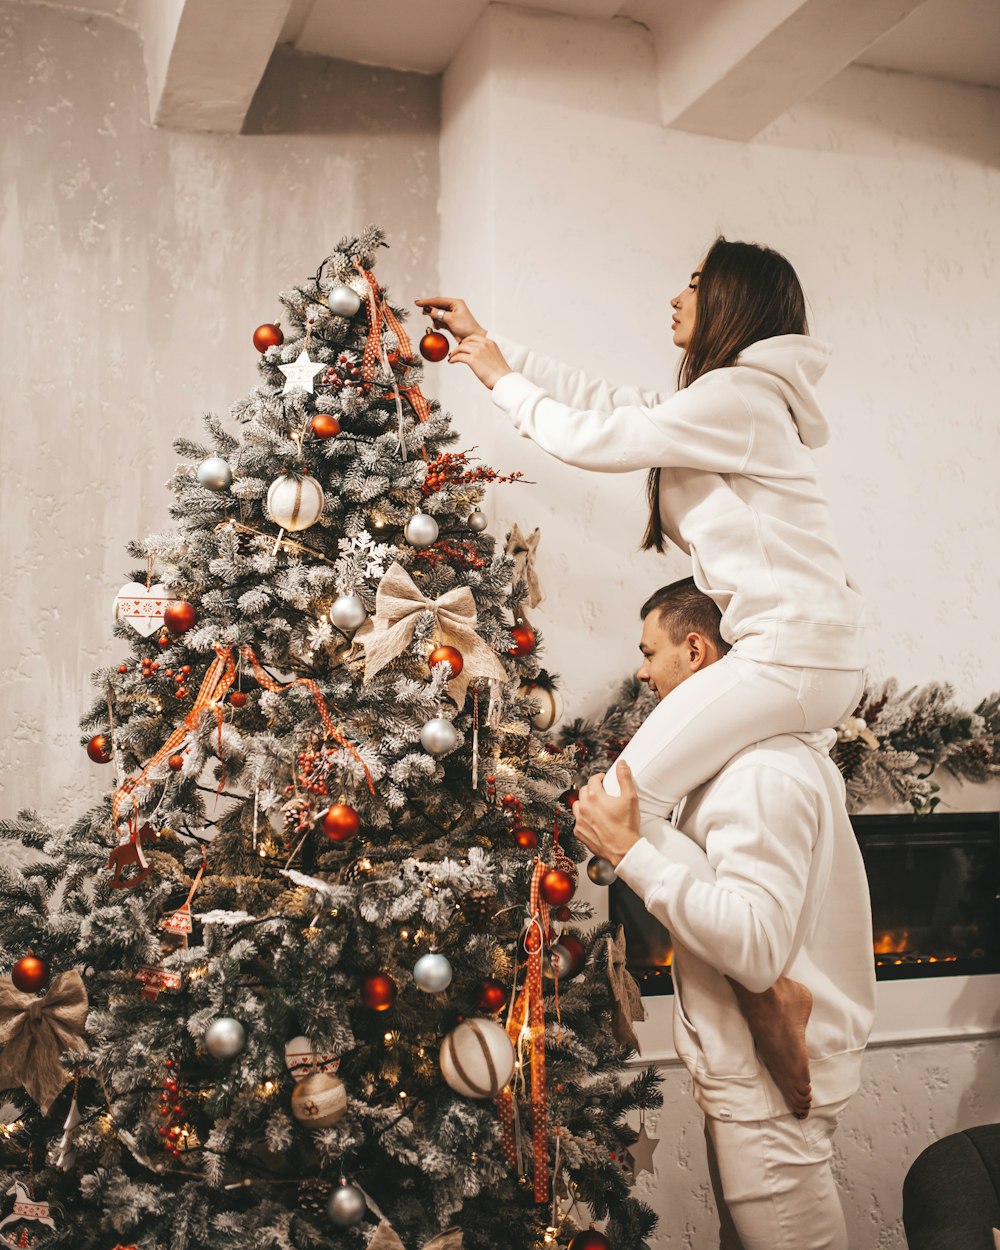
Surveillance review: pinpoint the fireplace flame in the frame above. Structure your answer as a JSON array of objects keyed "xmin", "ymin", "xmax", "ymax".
[{"xmin": 874, "ymin": 929, "xmax": 911, "ymax": 955}]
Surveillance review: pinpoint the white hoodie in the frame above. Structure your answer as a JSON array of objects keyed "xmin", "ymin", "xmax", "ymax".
[
  {"xmin": 615, "ymin": 731, "xmax": 876, "ymax": 1121},
  {"xmin": 492, "ymin": 335, "xmax": 865, "ymax": 670}
]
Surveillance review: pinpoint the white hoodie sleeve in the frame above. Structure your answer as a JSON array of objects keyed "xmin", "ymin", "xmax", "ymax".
[
  {"xmin": 614, "ymin": 761, "xmax": 820, "ymax": 993},
  {"xmin": 491, "ymin": 361, "xmax": 754, "ymax": 475},
  {"xmin": 494, "ymin": 336, "xmax": 668, "ymax": 412}
]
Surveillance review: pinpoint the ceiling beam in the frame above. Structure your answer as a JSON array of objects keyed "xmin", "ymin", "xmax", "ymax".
[
  {"xmin": 631, "ymin": 0, "xmax": 931, "ymax": 141},
  {"xmin": 136, "ymin": 0, "xmax": 295, "ymax": 132}
]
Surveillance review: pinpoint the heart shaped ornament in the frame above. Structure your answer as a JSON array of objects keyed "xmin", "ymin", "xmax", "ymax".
[
  {"xmin": 284, "ymin": 1035, "xmax": 340, "ymax": 1082},
  {"xmin": 114, "ymin": 583, "xmax": 170, "ymax": 637}
]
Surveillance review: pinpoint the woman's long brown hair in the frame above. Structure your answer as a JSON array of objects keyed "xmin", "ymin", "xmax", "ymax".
[{"xmin": 642, "ymin": 237, "xmax": 810, "ymax": 552}]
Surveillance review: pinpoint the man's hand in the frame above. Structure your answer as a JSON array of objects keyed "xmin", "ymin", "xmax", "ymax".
[
  {"xmin": 573, "ymin": 760, "xmax": 641, "ymax": 868},
  {"xmin": 414, "ymin": 296, "xmax": 485, "ymax": 342},
  {"xmin": 447, "ymin": 333, "xmax": 513, "ymax": 391}
]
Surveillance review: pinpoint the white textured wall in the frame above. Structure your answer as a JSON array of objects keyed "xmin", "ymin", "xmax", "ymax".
[
  {"xmin": 439, "ymin": 8, "xmax": 1000, "ymax": 1247},
  {"xmin": 0, "ymin": 3, "xmax": 439, "ymax": 823}
]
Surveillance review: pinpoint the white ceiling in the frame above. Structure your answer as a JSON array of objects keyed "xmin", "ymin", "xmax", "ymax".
[
  {"xmin": 276, "ymin": 0, "xmax": 1000, "ymax": 89},
  {"xmin": 15, "ymin": 0, "xmax": 1000, "ymax": 137}
]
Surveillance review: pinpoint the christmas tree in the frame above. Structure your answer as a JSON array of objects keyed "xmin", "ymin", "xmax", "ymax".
[{"xmin": 0, "ymin": 228, "xmax": 661, "ymax": 1250}]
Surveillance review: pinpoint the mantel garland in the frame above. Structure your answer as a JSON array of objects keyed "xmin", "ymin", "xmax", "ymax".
[{"xmin": 557, "ymin": 677, "xmax": 1000, "ymax": 816}]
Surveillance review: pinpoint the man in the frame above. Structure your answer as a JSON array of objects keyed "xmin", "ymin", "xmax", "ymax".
[{"xmin": 574, "ymin": 579, "xmax": 876, "ymax": 1250}]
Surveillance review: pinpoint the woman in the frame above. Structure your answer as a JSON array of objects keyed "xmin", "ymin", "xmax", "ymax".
[{"xmin": 416, "ymin": 237, "xmax": 865, "ymax": 818}]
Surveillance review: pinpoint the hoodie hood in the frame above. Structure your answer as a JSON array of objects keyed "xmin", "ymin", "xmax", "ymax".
[{"xmin": 735, "ymin": 334, "xmax": 832, "ymax": 449}]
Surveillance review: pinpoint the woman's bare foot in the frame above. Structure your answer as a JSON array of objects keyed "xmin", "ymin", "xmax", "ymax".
[{"xmin": 728, "ymin": 976, "xmax": 813, "ymax": 1118}]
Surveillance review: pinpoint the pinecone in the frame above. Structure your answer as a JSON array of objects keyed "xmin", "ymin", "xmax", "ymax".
[
  {"xmin": 297, "ymin": 1179, "xmax": 331, "ymax": 1217},
  {"xmin": 833, "ymin": 737, "xmax": 867, "ymax": 780},
  {"xmin": 461, "ymin": 889, "xmax": 497, "ymax": 925}
]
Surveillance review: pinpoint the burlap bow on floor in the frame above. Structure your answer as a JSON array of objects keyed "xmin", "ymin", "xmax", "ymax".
[
  {"xmin": 0, "ymin": 970, "xmax": 89, "ymax": 1113},
  {"xmin": 357, "ymin": 561, "xmax": 507, "ymax": 707}
]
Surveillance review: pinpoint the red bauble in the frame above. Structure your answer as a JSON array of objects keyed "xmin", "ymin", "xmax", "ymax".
[
  {"xmin": 164, "ymin": 600, "xmax": 198, "ymax": 634},
  {"xmin": 508, "ymin": 625, "xmax": 536, "ymax": 657},
  {"xmin": 568, "ymin": 1232, "xmax": 611, "ymax": 1250},
  {"xmin": 168, "ymin": 754, "xmax": 185, "ymax": 772},
  {"xmin": 428, "ymin": 645, "xmax": 464, "ymax": 678},
  {"xmin": 477, "ymin": 978, "xmax": 507, "ymax": 1013},
  {"xmin": 513, "ymin": 827, "xmax": 538, "ymax": 850},
  {"xmin": 229, "ymin": 691, "xmax": 248, "ymax": 708},
  {"xmin": 557, "ymin": 933, "xmax": 587, "ymax": 977},
  {"xmin": 560, "ymin": 787, "xmax": 579, "ymax": 809},
  {"xmin": 419, "ymin": 330, "xmax": 449, "ymax": 362},
  {"xmin": 11, "ymin": 954, "xmax": 50, "ymax": 994},
  {"xmin": 362, "ymin": 973, "xmax": 397, "ymax": 1011},
  {"xmin": 554, "ymin": 905, "xmax": 572, "ymax": 922},
  {"xmin": 539, "ymin": 868, "xmax": 576, "ymax": 907},
  {"xmin": 310, "ymin": 413, "xmax": 341, "ymax": 439},
  {"xmin": 253, "ymin": 322, "xmax": 283, "ymax": 353},
  {"xmin": 322, "ymin": 803, "xmax": 360, "ymax": 843},
  {"xmin": 86, "ymin": 734, "xmax": 112, "ymax": 764},
  {"xmin": 158, "ymin": 634, "xmax": 171, "ymax": 648}
]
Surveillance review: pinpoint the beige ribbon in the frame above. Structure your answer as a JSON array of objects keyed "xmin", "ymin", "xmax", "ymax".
[
  {"xmin": 606, "ymin": 925, "xmax": 645, "ymax": 1052},
  {"xmin": 506, "ymin": 523, "xmax": 542, "ymax": 613},
  {"xmin": 0, "ymin": 970, "xmax": 89, "ymax": 1113},
  {"xmin": 356, "ymin": 562, "xmax": 507, "ymax": 707},
  {"xmin": 368, "ymin": 1224, "xmax": 462, "ymax": 1250}
]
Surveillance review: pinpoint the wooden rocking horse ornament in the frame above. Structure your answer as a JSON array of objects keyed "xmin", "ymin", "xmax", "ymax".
[{"xmin": 106, "ymin": 820, "xmax": 158, "ymax": 889}]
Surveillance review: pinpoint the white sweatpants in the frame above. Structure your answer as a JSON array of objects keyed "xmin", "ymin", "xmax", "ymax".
[
  {"xmin": 705, "ymin": 1099, "xmax": 851, "ymax": 1250},
  {"xmin": 604, "ymin": 653, "xmax": 864, "ymax": 815}
]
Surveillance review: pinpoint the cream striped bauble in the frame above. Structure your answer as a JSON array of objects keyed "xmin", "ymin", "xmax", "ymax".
[
  {"xmin": 290, "ymin": 1071, "xmax": 347, "ymax": 1128},
  {"xmin": 266, "ymin": 473, "xmax": 325, "ymax": 532},
  {"xmin": 439, "ymin": 1017, "xmax": 515, "ymax": 1099}
]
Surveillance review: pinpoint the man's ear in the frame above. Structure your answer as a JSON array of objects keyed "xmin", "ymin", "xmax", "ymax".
[{"xmin": 687, "ymin": 632, "xmax": 717, "ymax": 671}]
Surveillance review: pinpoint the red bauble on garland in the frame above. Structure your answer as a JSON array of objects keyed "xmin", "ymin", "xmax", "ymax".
[
  {"xmin": 554, "ymin": 905, "xmax": 573, "ymax": 922},
  {"xmin": 310, "ymin": 413, "xmax": 341, "ymax": 439},
  {"xmin": 322, "ymin": 803, "xmax": 360, "ymax": 843},
  {"xmin": 11, "ymin": 954, "xmax": 50, "ymax": 994},
  {"xmin": 508, "ymin": 624, "xmax": 536, "ymax": 657},
  {"xmin": 164, "ymin": 600, "xmax": 198, "ymax": 634},
  {"xmin": 229, "ymin": 691, "xmax": 248, "ymax": 708},
  {"xmin": 556, "ymin": 933, "xmax": 587, "ymax": 977},
  {"xmin": 568, "ymin": 1231, "xmax": 611, "ymax": 1250},
  {"xmin": 361, "ymin": 973, "xmax": 397, "ymax": 1011},
  {"xmin": 539, "ymin": 868, "xmax": 576, "ymax": 907},
  {"xmin": 253, "ymin": 322, "xmax": 284, "ymax": 353},
  {"xmin": 428, "ymin": 645, "xmax": 464, "ymax": 679},
  {"xmin": 168, "ymin": 753, "xmax": 185, "ymax": 772},
  {"xmin": 86, "ymin": 734, "xmax": 112, "ymax": 763},
  {"xmin": 513, "ymin": 827, "xmax": 538, "ymax": 850},
  {"xmin": 476, "ymin": 978, "xmax": 507, "ymax": 1013},
  {"xmin": 419, "ymin": 330, "xmax": 449, "ymax": 362}
]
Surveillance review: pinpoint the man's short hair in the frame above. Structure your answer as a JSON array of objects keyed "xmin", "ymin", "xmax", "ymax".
[{"xmin": 640, "ymin": 577, "xmax": 731, "ymax": 653}]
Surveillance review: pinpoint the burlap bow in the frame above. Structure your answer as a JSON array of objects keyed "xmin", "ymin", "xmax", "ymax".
[
  {"xmin": 357, "ymin": 562, "xmax": 507, "ymax": 707},
  {"xmin": 0, "ymin": 970, "xmax": 88, "ymax": 1113},
  {"xmin": 368, "ymin": 1223, "xmax": 462, "ymax": 1250},
  {"xmin": 505, "ymin": 523, "xmax": 542, "ymax": 614},
  {"xmin": 606, "ymin": 925, "xmax": 645, "ymax": 1052}
]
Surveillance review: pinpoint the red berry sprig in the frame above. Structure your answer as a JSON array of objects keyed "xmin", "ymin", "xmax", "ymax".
[
  {"xmin": 422, "ymin": 449, "xmax": 524, "ymax": 497},
  {"xmin": 157, "ymin": 1059, "xmax": 187, "ymax": 1159},
  {"xmin": 415, "ymin": 540, "xmax": 485, "ymax": 570}
]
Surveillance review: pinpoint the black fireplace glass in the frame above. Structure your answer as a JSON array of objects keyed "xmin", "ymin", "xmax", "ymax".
[{"xmin": 609, "ymin": 811, "xmax": 1000, "ymax": 996}]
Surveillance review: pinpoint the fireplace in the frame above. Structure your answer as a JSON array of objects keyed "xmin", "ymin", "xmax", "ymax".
[{"xmin": 610, "ymin": 811, "xmax": 1000, "ymax": 996}]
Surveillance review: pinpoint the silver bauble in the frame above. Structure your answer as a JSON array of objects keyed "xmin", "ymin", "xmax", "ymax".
[
  {"xmin": 329, "ymin": 593, "xmax": 368, "ymax": 633},
  {"xmin": 327, "ymin": 284, "xmax": 362, "ymax": 317},
  {"xmin": 413, "ymin": 952, "xmax": 453, "ymax": 993},
  {"xmin": 197, "ymin": 456, "xmax": 233, "ymax": 491},
  {"xmin": 542, "ymin": 943, "xmax": 575, "ymax": 980},
  {"xmin": 204, "ymin": 1016, "xmax": 246, "ymax": 1059},
  {"xmin": 586, "ymin": 856, "xmax": 617, "ymax": 887},
  {"xmin": 328, "ymin": 1181, "xmax": 366, "ymax": 1227},
  {"xmin": 420, "ymin": 716, "xmax": 460, "ymax": 756},
  {"xmin": 467, "ymin": 510, "xmax": 488, "ymax": 533},
  {"xmin": 404, "ymin": 511, "xmax": 439, "ymax": 548}
]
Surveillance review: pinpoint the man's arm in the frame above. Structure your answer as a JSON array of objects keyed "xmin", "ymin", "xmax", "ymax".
[{"xmin": 575, "ymin": 758, "xmax": 820, "ymax": 993}]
